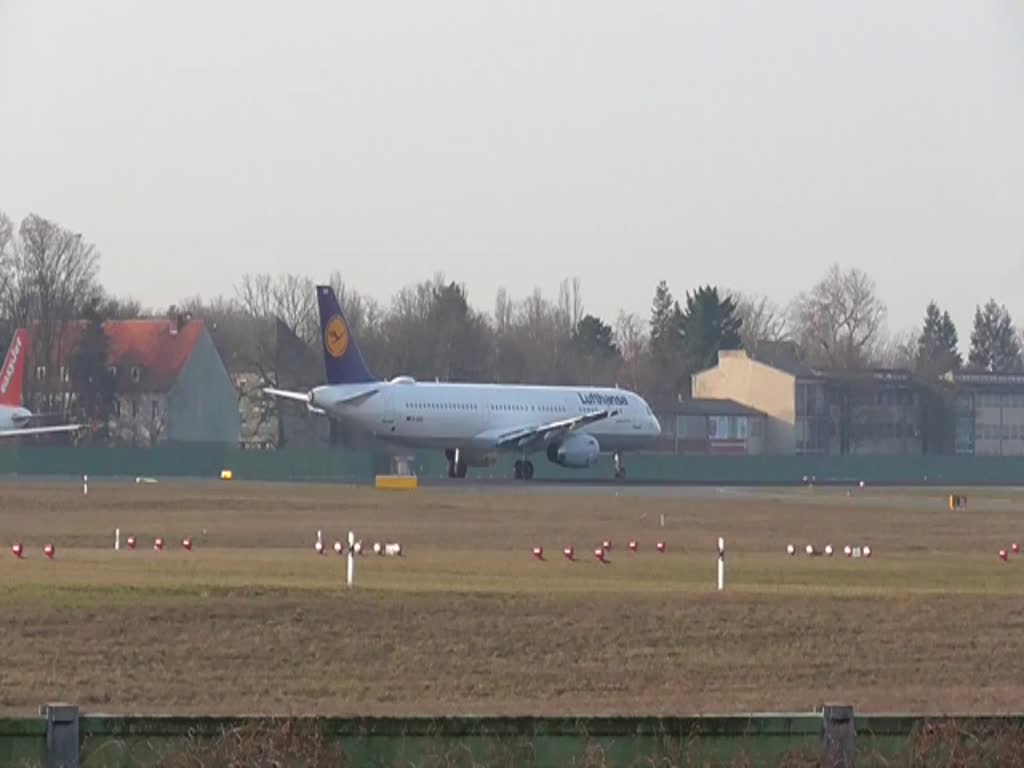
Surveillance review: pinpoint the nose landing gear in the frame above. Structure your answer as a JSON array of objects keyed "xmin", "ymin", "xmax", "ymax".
[
  {"xmin": 614, "ymin": 451, "xmax": 626, "ymax": 480},
  {"xmin": 445, "ymin": 449, "xmax": 468, "ymax": 479}
]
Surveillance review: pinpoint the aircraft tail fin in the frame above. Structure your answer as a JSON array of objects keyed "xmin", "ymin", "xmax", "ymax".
[
  {"xmin": 316, "ymin": 285, "xmax": 377, "ymax": 385},
  {"xmin": 0, "ymin": 330, "xmax": 27, "ymax": 407}
]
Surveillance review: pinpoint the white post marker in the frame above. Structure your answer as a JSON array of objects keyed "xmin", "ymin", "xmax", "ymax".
[
  {"xmin": 115, "ymin": 528, "xmax": 120, "ymax": 551},
  {"xmin": 660, "ymin": 513, "xmax": 665, "ymax": 529},
  {"xmin": 83, "ymin": 475, "xmax": 88, "ymax": 496},
  {"xmin": 717, "ymin": 537, "xmax": 726, "ymax": 591},
  {"xmin": 346, "ymin": 530, "xmax": 355, "ymax": 589}
]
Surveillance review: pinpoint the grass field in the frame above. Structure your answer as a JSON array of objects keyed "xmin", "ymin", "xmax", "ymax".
[{"xmin": 2, "ymin": 480, "xmax": 1024, "ymax": 717}]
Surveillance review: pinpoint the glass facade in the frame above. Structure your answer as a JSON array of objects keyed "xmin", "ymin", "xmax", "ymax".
[{"xmin": 795, "ymin": 381, "xmax": 828, "ymax": 454}]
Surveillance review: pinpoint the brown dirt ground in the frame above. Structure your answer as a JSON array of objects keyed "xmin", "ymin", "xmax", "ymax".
[{"xmin": 1, "ymin": 480, "xmax": 1023, "ymax": 716}]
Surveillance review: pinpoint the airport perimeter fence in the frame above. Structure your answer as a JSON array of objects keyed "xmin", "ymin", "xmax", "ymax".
[
  {"xmin": 6, "ymin": 704, "xmax": 1024, "ymax": 767},
  {"xmin": 4, "ymin": 445, "xmax": 1024, "ymax": 486}
]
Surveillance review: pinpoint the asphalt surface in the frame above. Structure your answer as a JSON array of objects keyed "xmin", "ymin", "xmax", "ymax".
[{"xmin": 4, "ymin": 472, "xmax": 1024, "ymax": 512}]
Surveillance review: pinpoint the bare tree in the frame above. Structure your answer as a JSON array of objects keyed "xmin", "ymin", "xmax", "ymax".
[
  {"xmin": 613, "ymin": 312, "xmax": 645, "ymax": 363},
  {"xmin": 877, "ymin": 328, "xmax": 918, "ymax": 370},
  {"xmin": 557, "ymin": 277, "xmax": 584, "ymax": 334},
  {"xmin": 731, "ymin": 292, "xmax": 789, "ymax": 353},
  {"xmin": 14, "ymin": 214, "xmax": 101, "ymax": 409},
  {"xmin": 236, "ymin": 274, "xmax": 273, "ymax": 318},
  {"xmin": 493, "ymin": 287, "xmax": 513, "ymax": 334},
  {"xmin": 236, "ymin": 273, "xmax": 318, "ymax": 345},
  {"xmin": 514, "ymin": 288, "xmax": 576, "ymax": 384},
  {"xmin": 0, "ymin": 211, "xmax": 17, "ymax": 339},
  {"xmin": 97, "ymin": 294, "xmax": 146, "ymax": 319},
  {"xmin": 0, "ymin": 211, "xmax": 13, "ymax": 267},
  {"xmin": 791, "ymin": 264, "xmax": 887, "ymax": 370},
  {"xmin": 613, "ymin": 311, "xmax": 649, "ymax": 391},
  {"xmin": 272, "ymin": 274, "xmax": 318, "ymax": 345}
]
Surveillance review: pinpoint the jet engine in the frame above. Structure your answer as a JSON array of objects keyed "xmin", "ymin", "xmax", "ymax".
[{"xmin": 546, "ymin": 433, "xmax": 600, "ymax": 468}]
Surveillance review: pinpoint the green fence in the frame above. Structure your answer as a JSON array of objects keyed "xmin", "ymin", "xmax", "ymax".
[
  {"xmin": 2, "ymin": 445, "xmax": 1024, "ymax": 486},
  {"xmin": 0, "ymin": 446, "xmax": 374, "ymax": 483},
  {"xmin": 5, "ymin": 705, "xmax": 1024, "ymax": 767}
]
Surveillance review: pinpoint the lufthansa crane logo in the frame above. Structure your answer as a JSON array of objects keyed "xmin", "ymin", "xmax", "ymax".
[{"xmin": 324, "ymin": 315, "xmax": 349, "ymax": 358}]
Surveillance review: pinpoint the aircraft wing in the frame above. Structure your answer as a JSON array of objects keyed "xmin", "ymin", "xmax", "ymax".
[
  {"xmin": 262, "ymin": 388, "xmax": 326, "ymax": 415},
  {"xmin": 0, "ymin": 424, "xmax": 85, "ymax": 439},
  {"xmin": 263, "ymin": 388, "xmax": 312, "ymax": 404},
  {"xmin": 489, "ymin": 409, "xmax": 617, "ymax": 450},
  {"xmin": 330, "ymin": 388, "xmax": 379, "ymax": 406},
  {"xmin": 10, "ymin": 410, "xmax": 66, "ymax": 426},
  {"xmin": 262, "ymin": 386, "xmax": 379, "ymax": 412}
]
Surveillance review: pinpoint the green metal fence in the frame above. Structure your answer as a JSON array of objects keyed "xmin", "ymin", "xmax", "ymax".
[
  {"xmin": 6, "ymin": 705, "xmax": 1024, "ymax": 767},
  {"xmin": 2, "ymin": 445, "xmax": 1024, "ymax": 485}
]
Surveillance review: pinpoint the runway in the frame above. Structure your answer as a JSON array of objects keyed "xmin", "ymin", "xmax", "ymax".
[
  {"xmin": 423, "ymin": 477, "xmax": 1024, "ymax": 511},
  {"xmin": 6, "ymin": 472, "xmax": 1024, "ymax": 512}
]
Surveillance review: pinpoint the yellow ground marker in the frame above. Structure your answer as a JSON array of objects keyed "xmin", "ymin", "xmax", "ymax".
[{"xmin": 375, "ymin": 474, "xmax": 418, "ymax": 490}]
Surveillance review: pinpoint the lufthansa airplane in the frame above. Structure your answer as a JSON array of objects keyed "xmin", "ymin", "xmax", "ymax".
[
  {"xmin": 0, "ymin": 330, "xmax": 85, "ymax": 439},
  {"xmin": 264, "ymin": 286, "xmax": 662, "ymax": 480}
]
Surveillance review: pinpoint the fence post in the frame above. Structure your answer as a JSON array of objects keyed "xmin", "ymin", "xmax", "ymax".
[
  {"xmin": 43, "ymin": 703, "xmax": 79, "ymax": 768},
  {"xmin": 717, "ymin": 537, "xmax": 725, "ymax": 590},
  {"xmin": 347, "ymin": 530, "xmax": 355, "ymax": 588},
  {"xmin": 823, "ymin": 704, "xmax": 855, "ymax": 768}
]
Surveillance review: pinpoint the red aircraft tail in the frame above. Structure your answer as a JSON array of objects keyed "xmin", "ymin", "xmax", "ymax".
[{"xmin": 0, "ymin": 330, "xmax": 28, "ymax": 407}]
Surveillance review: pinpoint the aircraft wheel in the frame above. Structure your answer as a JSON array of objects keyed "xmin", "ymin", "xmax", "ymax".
[
  {"xmin": 456, "ymin": 459, "xmax": 468, "ymax": 478},
  {"xmin": 513, "ymin": 460, "xmax": 523, "ymax": 480},
  {"xmin": 523, "ymin": 461, "xmax": 535, "ymax": 480}
]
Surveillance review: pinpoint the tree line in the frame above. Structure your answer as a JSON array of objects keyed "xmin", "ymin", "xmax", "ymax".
[{"xmin": 2, "ymin": 210, "xmax": 1023, "ymax": 426}]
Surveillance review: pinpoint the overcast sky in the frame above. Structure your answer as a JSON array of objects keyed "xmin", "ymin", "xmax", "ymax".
[{"xmin": 1, "ymin": 1, "xmax": 1021, "ymax": 339}]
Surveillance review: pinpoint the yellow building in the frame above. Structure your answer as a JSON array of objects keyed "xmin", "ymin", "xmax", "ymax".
[
  {"xmin": 693, "ymin": 344, "xmax": 924, "ymax": 456},
  {"xmin": 692, "ymin": 347, "xmax": 823, "ymax": 454}
]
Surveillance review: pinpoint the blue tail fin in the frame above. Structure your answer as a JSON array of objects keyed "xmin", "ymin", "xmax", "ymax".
[{"xmin": 316, "ymin": 285, "xmax": 377, "ymax": 384}]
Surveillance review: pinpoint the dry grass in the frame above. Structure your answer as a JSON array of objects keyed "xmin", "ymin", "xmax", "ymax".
[{"xmin": 2, "ymin": 480, "xmax": 1023, "ymax": 717}]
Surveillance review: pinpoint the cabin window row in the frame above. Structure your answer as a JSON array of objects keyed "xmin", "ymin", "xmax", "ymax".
[
  {"xmin": 405, "ymin": 402, "xmax": 478, "ymax": 411},
  {"xmin": 402, "ymin": 401, "xmax": 570, "ymax": 414},
  {"xmin": 490, "ymin": 404, "xmax": 567, "ymax": 413}
]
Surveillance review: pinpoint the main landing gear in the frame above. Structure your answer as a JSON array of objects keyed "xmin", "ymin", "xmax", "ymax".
[
  {"xmin": 513, "ymin": 459, "xmax": 534, "ymax": 480},
  {"xmin": 614, "ymin": 451, "xmax": 626, "ymax": 481},
  {"xmin": 446, "ymin": 449, "xmax": 468, "ymax": 479}
]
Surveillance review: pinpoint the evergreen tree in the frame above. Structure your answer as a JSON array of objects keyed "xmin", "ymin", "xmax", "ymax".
[
  {"xmin": 646, "ymin": 281, "xmax": 686, "ymax": 404},
  {"xmin": 679, "ymin": 286, "xmax": 743, "ymax": 372},
  {"xmin": 648, "ymin": 280, "xmax": 681, "ymax": 362},
  {"xmin": 71, "ymin": 299, "xmax": 116, "ymax": 427},
  {"xmin": 572, "ymin": 315, "xmax": 618, "ymax": 360},
  {"xmin": 916, "ymin": 301, "xmax": 961, "ymax": 374},
  {"xmin": 969, "ymin": 300, "xmax": 1022, "ymax": 372}
]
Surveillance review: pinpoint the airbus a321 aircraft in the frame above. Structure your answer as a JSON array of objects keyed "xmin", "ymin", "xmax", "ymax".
[
  {"xmin": 0, "ymin": 330, "xmax": 85, "ymax": 439},
  {"xmin": 264, "ymin": 286, "xmax": 661, "ymax": 480}
]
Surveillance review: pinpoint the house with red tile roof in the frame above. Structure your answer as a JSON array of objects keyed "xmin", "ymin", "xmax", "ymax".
[{"xmin": 24, "ymin": 315, "xmax": 240, "ymax": 445}]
